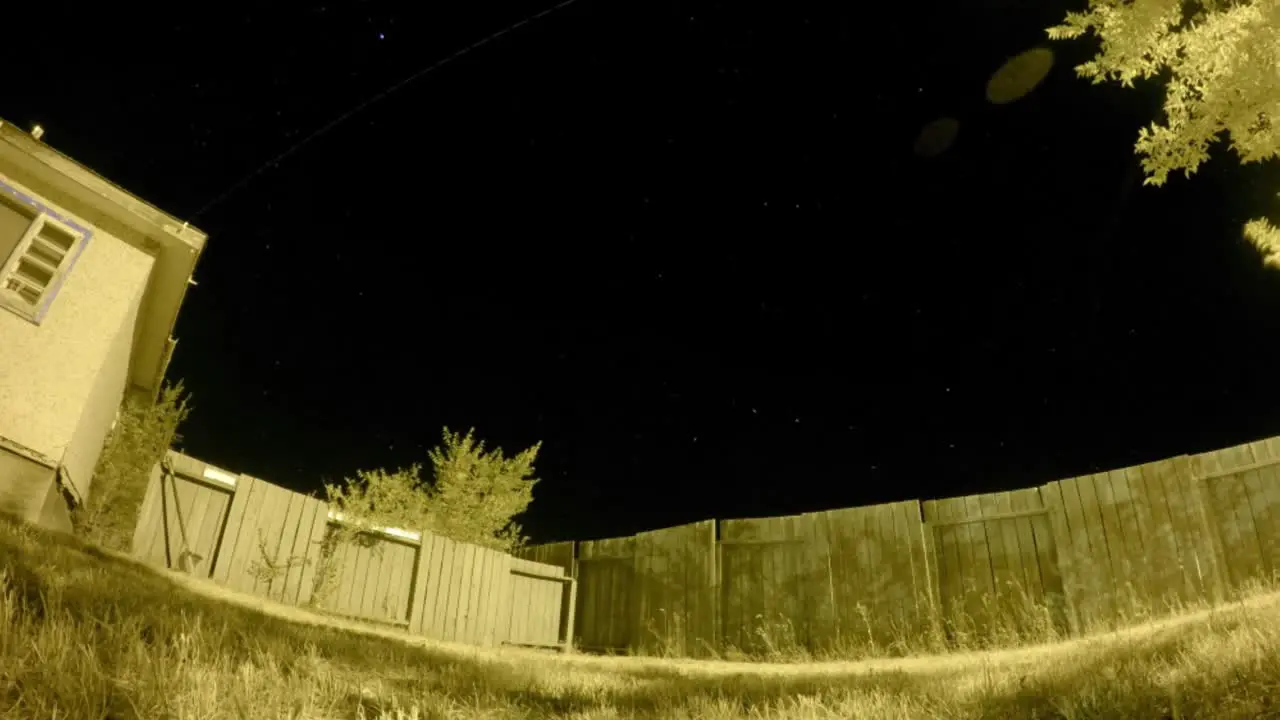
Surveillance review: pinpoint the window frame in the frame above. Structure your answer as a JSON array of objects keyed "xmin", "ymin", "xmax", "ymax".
[{"xmin": 0, "ymin": 178, "xmax": 93, "ymax": 324}]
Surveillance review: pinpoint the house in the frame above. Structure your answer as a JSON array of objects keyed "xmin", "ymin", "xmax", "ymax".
[{"xmin": 0, "ymin": 119, "xmax": 206, "ymax": 533}]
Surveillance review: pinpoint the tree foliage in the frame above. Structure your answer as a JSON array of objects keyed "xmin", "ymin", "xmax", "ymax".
[
  {"xmin": 424, "ymin": 427, "xmax": 541, "ymax": 551},
  {"xmin": 1046, "ymin": 0, "xmax": 1280, "ymax": 262},
  {"xmin": 304, "ymin": 427, "xmax": 540, "ymax": 607},
  {"xmin": 71, "ymin": 381, "xmax": 192, "ymax": 552}
]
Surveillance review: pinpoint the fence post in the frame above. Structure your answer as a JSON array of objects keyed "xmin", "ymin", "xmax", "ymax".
[{"xmin": 560, "ymin": 576, "xmax": 578, "ymax": 652}]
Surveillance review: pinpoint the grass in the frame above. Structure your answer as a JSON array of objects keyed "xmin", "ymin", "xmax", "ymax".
[{"xmin": 3, "ymin": 513, "xmax": 1280, "ymax": 719}]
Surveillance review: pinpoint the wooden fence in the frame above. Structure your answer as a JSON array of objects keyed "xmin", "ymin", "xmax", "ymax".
[
  {"xmin": 131, "ymin": 450, "xmax": 575, "ymax": 650},
  {"xmin": 520, "ymin": 433, "xmax": 1280, "ymax": 657}
]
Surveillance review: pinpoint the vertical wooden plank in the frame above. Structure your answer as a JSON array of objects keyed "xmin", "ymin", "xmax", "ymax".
[
  {"xmin": 917, "ymin": 510, "xmax": 943, "ymax": 639},
  {"xmin": 1252, "ymin": 448, "xmax": 1280, "ymax": 580},
  {"xmin": 1238, "ymin": 465, "xmax": 1274, "ymax": 583},
  {"xmin": 192, "ymin": 488, "xmax": 232, "ymax": 578},
  {"xmin": 1015, "ymin": 489, "xmax": 1052, "ymax": 606},
  {"xmin": 394, "ymin": 541, "xmax": 416, "ymax": 622},
  {"xmin": 1186, "ymin": 453, "xmax": 1229, "ymax": 602},
  {"xmin": 456, "ymin": 543, "xmax": 478, "ymax": 643},
  {"xmin": 176, "ymin": 481, "xmax": 213, "ymax": 573},
  {"xmin": 368, "ymin": 537, "xmax": 395, "ymax": 620},
  {"xmin": 1004, "ymin": 491, "xmax": 1039, "ymax": 604},
  {"xmin": 1107, "ymin": 467, "xmax": 1148, "ymax": 608},
  {"xmin": 427, "ymin": 537, "xmax": 454, "ymax": 640},
  {"xmin": 158, "ymin": 473, "xmax": 194, "ymax": 569},
  {"xmin": 292, "ymin": 499, "xmax": 329, "ymax": 607},
  {"xmin": 168, "ymin": 475, "xmax": 201, "ymax": 570},
  {"xmin": 421, "ymin": 533, "xmax": 448, "ymax": 638},
  {"xmin": 978, "ymin": 493, "xmax": 1012, "ymax": 604},
  {"xmin": 1127, "ymin": 463, "xmax": 1175, "ymax": 610},
  {"xmin": 1157, "ymin": 457, "xmax": 1212, "ymax": 603},
  {"xmin": 266, "ymin": 491, "xmax": 307, "ymax": 601},
  {"xmin": 1199, "ymin": 444, "xmax": 1263, "ymax": 592},
  {"xmin": 407, "ymin": 533, "xmax": 433, "ymax": 635},
  {"xmin": 1039, "ymin": 480, "xmax": 1080, "ymax": 637},
  {"xmin": 509, "ymin": 571, "xmax": 527, "ymax": 646},
  {"xmin": 238, "ymin": 481, "xmax": 284, "ymax": 594},
  {"xmin": 130, "ymin": 463, "xmax": 165, "ymax": 557},
  {"xmin": 1070, "ymin": 473, "xmax": 1114, "ymax": 629},
  {"xmin": 386, "ymin": 541, "xmax": 409, "ymax": 623},
  {"xmin": 483, "ymin": 551, "xmax": 502, "ymax": 647},
  {"xmin": 494, "ymin": 553, "xmax": 514, "ymax": 645},
  {"xmin": 482, "ymin": 547, "xmax": 502, "ymax": 645},
  {"xmin": 336, "ymin": 534, "xmax": 364, "ymax": 615},
  {"xmin": 1123, "ymin": 465, "xmax": 1161, "ymax": 601},
  {"xmin": 466, "ymin": 546, "xmax": 489, "ymax": 644},
  {"xmin": 1091, "ymin": 471, "xmax": 1130, "ymax": 620},
  {"xmin": 480, "ymin": 548, "xmax": 501, "ymax": 646},
  {"xmin": 210, "ymin": 474, "xmax": 257, "ymax": 584},
  {"xmin": 150, "ymin": 469, "xmax": 181, "ymax": 565},
  {"xmin": 418, "ymin": 533, "xmax": 445, "ymax": 637},
  {"xmin": 353, "ymin": 534, "xmax": 382, "ymax": 618},
  {"xmin": 439, "ymin": 538, "xmax": 463, "ymax": 641},
  {"xmin": 387, "ymin": 542, "xmax": 407, "ymax": 625},
  {"xmin": 280, "ymin": 497, "xmax": 317, "ymax": 606},
  {"xmin": 926, "ymin": 499, "xmax": 957, "ymax": 622},
  {"xmin": 222, "ymin": 475, "xmax": 272, "ymax": 592}
]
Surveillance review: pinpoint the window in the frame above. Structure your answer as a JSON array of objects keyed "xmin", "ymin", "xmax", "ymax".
[{"xmin": 0, "ymin": 187, "xmax": 88, "ymax": 321}]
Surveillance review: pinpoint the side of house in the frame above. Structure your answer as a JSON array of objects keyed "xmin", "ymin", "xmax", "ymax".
[{"xmin": 0, "ymin": 120, "xmax": 207, "ymax": 532}]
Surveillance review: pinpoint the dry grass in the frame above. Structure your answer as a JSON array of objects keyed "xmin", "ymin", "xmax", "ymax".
[{"xmin": 3, "ymin": 512, "xmax": 1280, "ymax": 719}]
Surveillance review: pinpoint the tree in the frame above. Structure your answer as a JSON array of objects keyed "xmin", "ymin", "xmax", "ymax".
[
  {"xmin": 1046, "ymin": 0, "xmax": 1280, "ymax": 263},
  {"xmin": 424, "ymin": 427, "xmax": 541, "ymax": 551},
  {"xmin": 301, "ymin": 427, "xmax": 540, "ymax": 606},
  {"xmin": 72, "ymin": 381, "xmax": 192, "ymax": 552}
]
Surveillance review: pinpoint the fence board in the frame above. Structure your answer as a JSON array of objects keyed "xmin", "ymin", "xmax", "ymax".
[
  {"xmin": 264, "ymin": 491, "xmax": 306, "ymax": 601},
  {"xmin": 191, "ymin": 486, "xmax": 231, "ymax": 578},
  {"xmin": 226, "ymin": 477, "xmax": 274, "ymax": 593},
  {"xmin": 241, "ymin": 481, "xmax": 285, "ymax": 595},
  {"xmin": 368, "ymin": 540, "xmax": 393, "ymax": 619},
  {"xmin": 492, "ymin": 552, "xmax": 513, "ymax": 645},
  {"xmin": 178, "ymin": 475, "xmax": 214, "ymax": 574},
  {"xmin": 1070, "ymin": 471, "xmax": 1115, "ymax": 629},
  {"xmin": 385, "ymin": 540, "xmax": 408, "ymax": 622},
  {"xmin": 1195, "ymin": 442, "xmax": 1274, "ymax": 591},
  {"xmin": 130, "ymin": 464, "xmax": 165, "ymax": 557},
  {"xmin": 281, "ymin": 496, "xmax": 315, "ymax": 606},
  {"xmin": 576, "ymin": 535, "xmax": 636, "ymax": 651},
  {"xmin": 210, "ymin": 474, "xmax": 254, "ymax": 584},
  {"xmin": 1253, "ymin": 438, "xmax": 1280, "ymax": 579},
  {"xmin": 430, "ymin": 536, "xmax": 457, "ymax": 640},
  {"xmin": 1158, "ymin": 456, "xmax": 1215, "ymax": 602}
]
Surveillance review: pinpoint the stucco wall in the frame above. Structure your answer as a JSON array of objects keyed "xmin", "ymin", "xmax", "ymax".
[
  {"xmin": 0, "ymin": 223, "xmax": 155, "ymax": 464},
  {"xmin": 59, "ymin": 278, "xmax": 146, "ymax": 503}
]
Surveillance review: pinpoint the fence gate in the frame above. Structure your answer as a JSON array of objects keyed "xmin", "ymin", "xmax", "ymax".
[
  {"xmin": 131, "ymin": 451, "xmax": 237, "ymax": 578},
  {"xmin": 575, "ymin": 534, "xmax": 637, "ymax": 652},
  {"xmin": 922, "ymin": 488, "xmax": 1068, "ymax": 637}
]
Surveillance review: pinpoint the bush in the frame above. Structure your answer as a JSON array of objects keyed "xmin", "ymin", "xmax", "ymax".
[
  {"xmin": 306, "ymin": 427, "xmax": 541, "ymax": 607},
  {"xmin": 70, "ymin": 381, "xmax": 192, "ymax": 553}
]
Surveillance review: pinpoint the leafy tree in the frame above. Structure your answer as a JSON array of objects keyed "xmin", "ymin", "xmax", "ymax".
[
  {"xmin": 304, "ymin": 427, "xmax": 540, "ymax": 607},
  {"xmin": 71, "ymin": 381, "xmax": 192, "ymax": 552},
  {"xmin": 1046, "ymin": 0, "xmax": 1280, "ymax": 262},
  {"xmin": 424, "ymin": 427, "xmax": 541, "ymax": 552}
]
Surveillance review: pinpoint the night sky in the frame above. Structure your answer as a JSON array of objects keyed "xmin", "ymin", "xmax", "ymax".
[{"xmin": 5, "ymin": 1, "xmax": 1280, "ymax": 545}]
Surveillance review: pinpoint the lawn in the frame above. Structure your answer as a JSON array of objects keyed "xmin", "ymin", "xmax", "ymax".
[{"xmin": 2, "ymin": 511, "xmax": 1279, "ymax": 719}]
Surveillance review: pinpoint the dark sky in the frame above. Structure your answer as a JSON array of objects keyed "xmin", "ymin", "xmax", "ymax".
[{"xmin": 5, "ymin": 1, "xmax": 1280, "ymax": 545}]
